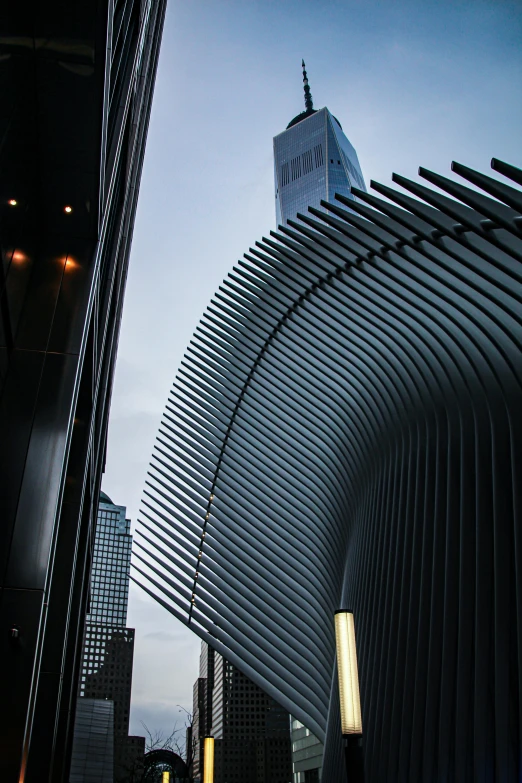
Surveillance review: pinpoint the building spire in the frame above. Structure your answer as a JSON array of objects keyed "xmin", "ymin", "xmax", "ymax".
[{"xmin": 302, "ymin": 59, "xmax": 314, "ymax": 112}]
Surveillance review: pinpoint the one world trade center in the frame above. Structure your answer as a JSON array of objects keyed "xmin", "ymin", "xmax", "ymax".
[{"xmin": 274, "ymin": 61, "xmax": 366, "ymax": 226}]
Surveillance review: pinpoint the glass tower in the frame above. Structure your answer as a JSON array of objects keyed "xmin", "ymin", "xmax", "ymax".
[
  {"xmin": 76, "ymin": 493, "xmax": 143, "ymax": 782},
  {"xmin": 86, "ymin": 492, "xmax": 132, "ymax": 627},
  {"xmin": 79, "ymin": 491, "xmax": 131, "ymax": 694},
  {"xmin": 191, "ymin": 641, "xmax": 292, "ymax": 783},
  {"xmin": 273, "ymin": 62, "xmax": 366, "ymax": 226}
]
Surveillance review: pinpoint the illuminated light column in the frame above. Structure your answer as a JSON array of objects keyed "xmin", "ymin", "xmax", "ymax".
[
  {"xmin": 335, "ymin": 611, "xmax": 365, "ymax": 782},
  {"xmin": 203, "ymin": 736, "xmax": 214, "ymax": 783}
]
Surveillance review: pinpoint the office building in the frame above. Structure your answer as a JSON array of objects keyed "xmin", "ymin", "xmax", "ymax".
[
  {"xmin": 192, "ymin": 642, "xmax": 215, "ymax": 780},
  {"xmin": 80, "ymin": 492, "xmax": 133, "ymax": 707},
  {"xmin": 191, "ymin": 642, "xmax": 291, "ymax": 783},
  {"xmin": 134, "ymin": 157, "xmax": 522, "ymax": 780},
  {"xmin": 83, "ymin": 492, "xmax": 132, "ymax": 627},
  {"xmin": 73, "ymin": 493, "xmax": 143, "ymax": 782},
  {"xmin": 273, "ymin": 61, "xmax": 366, "ymax": 226},
  {"xmin": 211, "ymin": 654, "xmax": 291, "ymax": 783},
  {"xmin": 69, "ymin": 699, "xmax": 115, "ymax": 783},
  {"xmin": 290, "ymin": 717, "xmax": 323, "ymax": 783},
  {"xmin": 0, "ymin": 0, "xmax": 166, "ymax": 780}
]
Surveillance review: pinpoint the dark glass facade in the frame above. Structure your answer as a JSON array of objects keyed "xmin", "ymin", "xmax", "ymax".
[
  {"xmin": 192, "ymin": 642, "xmax": 291, "ymax": 783},
  {"xmin": 192, "ymin": 642, "xmax": 216, "ymax": 780},
  {"xmin": 69, "ymin": 699, "xmax": 115, "ymax": 783},
  {"xmin": 0, "ymin": 0, "xmax": 166, "ymax": 780},
  {"xmin": 135, "ymin": 158, "xmax": 522, "ymax": 781}
]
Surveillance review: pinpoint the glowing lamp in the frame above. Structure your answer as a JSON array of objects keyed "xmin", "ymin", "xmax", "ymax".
[
  {"xmin": 64, "ymin": 205, "xmax": 73, "ymax": 214},
  {"xmin": 203, "ymin": 736, "xmax": 214, "ymax": 783},
  {"xmin": 334, "ymin": 610, "xmax": 362, "ymax": 736},
  {"xmin": 8, "ymin": 199, "xmax": 17, "ymax": 206},
  {"xmin": 162, "ymin": 772, "xmax": 170, "ymax": 783}
]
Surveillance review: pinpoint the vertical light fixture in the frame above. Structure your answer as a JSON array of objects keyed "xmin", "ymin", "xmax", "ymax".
[
  {"xmin": 335, "ymin": 610, "xmax": 365, "ymax": 782},
  {"xmin": 335, "ymin": 610, "xmax": 362, "ymax": 735},
  {"xmin": 203, "ymin": 736, "xmax": 214, "ymax": 783},
  {"xmin": 162, "ymin": 772, "xmax": 170, "ymax": 783}
]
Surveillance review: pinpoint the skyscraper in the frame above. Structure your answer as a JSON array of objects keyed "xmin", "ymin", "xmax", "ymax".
[
  {"xmin": 273, "ymin": 61, "xmax": 366, "ymax": 226},
  {"xmin": 82, "ymin": 492, "xmax": 132, "ymax": 631},
  {"xmin": 192, "ymin": 642, "xmax": 215, "ymax": 780},
  {"xmin": 192, "ymin": 642, "xmax": 292, "ymax": 783},
  {"xmin": 0, "ymin": 0, "xmax": 166, "ymax": 779},
  {"xmin": 76, "ymin": 493, "xmax": 144, "ymax": 782}
]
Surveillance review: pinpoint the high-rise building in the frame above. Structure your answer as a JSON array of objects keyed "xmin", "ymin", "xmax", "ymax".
[
  {"xmin": 211, "ymin": 655, "xmax": 291, "ymax": 783},
  {"xmin": 273, "ymin": 61, "xmax": 366, "ymax": 226},
  {"xmin": 192, "ymin": 642, "xmax": 215, "ymax": 780},
  {"xmin": 0, "ymin": 0, "xmax": 166, "ymax": 780},
  {"xmin": 191, "ymin": 642, "xmax": 291, "ymax": 783},
  {"xmin": 80, "ymin": 491, "xmax": 133, "ymax": 703},
  {"xmin": 74, "ymin": 493, "xmax": 144, "ymax": 782},
  {"xmin": 84, "ymin": 492, "xmax": 132, "ymax": 627},
  {"xmin": 135, "ymin": 157, "xmax": 522, "ymax": 780}
]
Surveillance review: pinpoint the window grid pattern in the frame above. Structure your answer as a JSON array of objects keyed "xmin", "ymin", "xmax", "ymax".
[
  {"xmin": 198, "ymin": 642, "xmax": 292, "ymax": 782},
  {"xmin": 79, "ymin": 498, "xmax": 133, "ymax": 698},
  {"xmin": 87, "ymin": 503, "xmax": 131, "ymax": 626},
  {"xmin": 80, "ymin": 625, "xmax": 135, "ymax": 737},
  {"xmin": 273, "ymin": 107, "xmax": 366, "ymax": 227}
]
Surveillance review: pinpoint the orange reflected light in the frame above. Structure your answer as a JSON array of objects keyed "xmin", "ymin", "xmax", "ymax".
[
  {"xmin": 8, "ymin": 199, "xmax": 17, "ymax": 206},
  {"xmin": 65, "ymin": 256, "xmax": 79, "ymax": 270},
  {"xmin": 12, "ymin": 251, "xmax": 29, "ymax": 264},
  {"xmin": 64, "ymin": 205, "xmax": 73, "ymax": 214}
]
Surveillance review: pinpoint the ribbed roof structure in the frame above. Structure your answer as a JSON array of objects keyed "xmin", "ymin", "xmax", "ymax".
[{"xmin": 134, "ymin": 158, "xmax": 522, "ymax": 780}]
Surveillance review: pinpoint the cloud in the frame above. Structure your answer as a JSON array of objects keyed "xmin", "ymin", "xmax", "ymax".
[{"xmin": 143, "ymin": 630, "xmax": 178, "ymax": 642}]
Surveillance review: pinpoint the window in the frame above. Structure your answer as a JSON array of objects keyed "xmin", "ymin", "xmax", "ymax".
[
  {"xmin": 302, "ymin": 149, "xmax": 313, "ymax": 175},
  {"xmin": 291, "ymin": 156, "xmax": 302, "ymax": 181}
]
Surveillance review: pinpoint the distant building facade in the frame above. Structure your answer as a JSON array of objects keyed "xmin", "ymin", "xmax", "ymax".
[
  {"xmin": 192, "ymin": 643, "xmax": 215, "ymax": 780},
  {"xmin": 273, "ymin": 61, "xmax": 366, "ymax": 226},
  {"xmin": 73, "ymin": 493, "xmax": 144, "ymax": 782},
  {"xmin": 69, "ymin": 699, "xmax": 114, "ymax": 783},
  {"xmin": 0, "ymin": 0, "xmax": 167, "ymax": 778},
  {"xmin": 83, "ymin": 493, "xmax": 132, "ymax": 627},
  {"xmin": 192, "ymin": 642, "xmax": 291, "ymax": 783},
  {"xmin": 290, "ymin": 717, "xmax": 323, "ymax": 783}
]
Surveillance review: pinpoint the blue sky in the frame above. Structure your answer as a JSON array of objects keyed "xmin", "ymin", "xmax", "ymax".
[{"xmin": 101, "ymin": 0, "xmax": 522, "ymax": 740}]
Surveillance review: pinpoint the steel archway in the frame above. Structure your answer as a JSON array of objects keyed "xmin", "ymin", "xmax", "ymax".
[
  {"xmin": 134, "ymin": 158, "xmax": 522, "ymax": 781},
  {"xmin": 142, "ymin": 749, "xmax": 189, "ymax": 781}
]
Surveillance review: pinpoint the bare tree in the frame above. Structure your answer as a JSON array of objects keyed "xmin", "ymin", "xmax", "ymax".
[
  {"xmin": 174, "ymin": 706, "xmax": 197, "ymax": 774},
  {"xmin": 140, "ymin": 721, "xmax": 178, "ymax": 753},
  {"xmin": 140, "ymin": 712, "xmax": 196, "ymax": 781}
]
